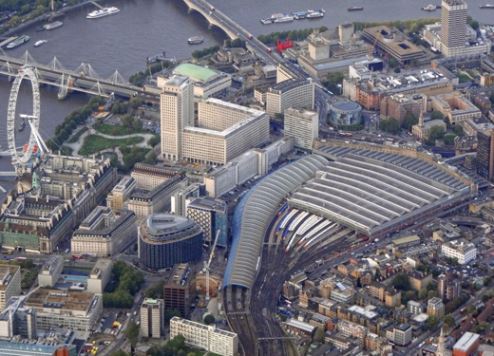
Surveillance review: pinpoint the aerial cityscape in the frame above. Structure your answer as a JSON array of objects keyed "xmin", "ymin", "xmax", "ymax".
[{"xmin": 0, "ymin": 0, "xmax": 493, "ymax": 355}]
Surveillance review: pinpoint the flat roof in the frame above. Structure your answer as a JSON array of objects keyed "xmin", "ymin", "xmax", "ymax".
[
  {"xmin": 173, "ymin": 63, "xmax": 218, "ymax": 83},
  {"xmin": 454, "ymin": 332, "xmax": 480, "ymax": 352}
]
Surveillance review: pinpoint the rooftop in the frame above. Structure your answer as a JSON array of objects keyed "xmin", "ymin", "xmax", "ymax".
[
  {"xmin": 454, "ymin": 332, "xmax": 480, "ymax": 352},
  {"xmin": 173, "ymin": 63, "xmax": 219, "ymax": 83}
]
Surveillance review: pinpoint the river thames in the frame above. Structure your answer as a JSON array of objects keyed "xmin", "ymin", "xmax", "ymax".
[{"xmin": 0, "ymin": 0, "xmax": 492, "ymax": 151}]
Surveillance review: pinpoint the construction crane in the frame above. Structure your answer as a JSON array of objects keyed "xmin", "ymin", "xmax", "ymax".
[{"xmin": 204, "ymin": 229, "xmax": 221, "ymax": 302}]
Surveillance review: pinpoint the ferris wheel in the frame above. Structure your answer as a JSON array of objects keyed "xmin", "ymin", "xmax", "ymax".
[{"xmin": 5, "ymin": 66, "xmax": 49, "ymax": 175}]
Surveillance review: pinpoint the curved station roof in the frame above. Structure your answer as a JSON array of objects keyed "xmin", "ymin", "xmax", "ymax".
[
  {"xmin": 223, "ymin": 155, "xmax": 328, "ymax": 290},
  {"xmin": 289, "ymin": 145, "xmax": 473, "ymax": 236}
]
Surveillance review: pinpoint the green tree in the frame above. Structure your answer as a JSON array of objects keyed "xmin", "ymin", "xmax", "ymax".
[
  {"xmin": 380, "ymin": 117, "xmax": 401, "ymax": 134},
  {"xmin": 425, "ymin": 316, "xmax": 438, "ymax": 330},
  {"xmin": 430, "ymin": 111, "xmax": 444, "ymax": 121},
  {"xmin": 402, "ymin": 112, "xmax": 418, "ymax": 130},
  {"xmin": 204, "ymin": 314, "xmax": 215, "ymax": 325},
  {"xmin": 444, "ymin": 133, "xmax": 456, "ymax": 145},
  {"xmin": 148, "ymin": 135, "xmax": 160, "ymax": 147},
  {"xmin": 443, "ymin": 315, "xmax": 456, "ymax": 329},
  {"xmin": 392, "ymin": 273, "xmax": 410, "ymax": 291},
  {"xmin": 145, "ymin": 282, "xmax": 164, "ymax": 299},
  {"xmin": 165, "ymin": 309, "xmax": 182, "ymax": 325},
  {"xmin": 323, "ymin": 72, "xmax": 345, "ymax": 94},
  {"xmin": 124, "ymin": 321, "xmax": 139, "ymax": 354},
  {"xmin": 427, "ymin": 125, "xmax": 446, "ymax": 145}
]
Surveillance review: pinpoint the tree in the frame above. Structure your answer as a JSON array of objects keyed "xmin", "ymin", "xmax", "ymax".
[
  {"xmin": 427, "ymin": 125, "xmax": 446, "ymax": 145},
  {"xmin": 392, "ymin": 273, "xmax": 410, "ymax": 291},
  {"xmin": 165, "ymin": 309, "xmax": 182, "ymax": 325},
  {"xmin": 444, "ymin": 133, "xmax": 456, "ymax": 145},
  {"xmin": 323, "ymin": 72, "xmax": 345, "ymax": 94},
  {"xmin": 204, "ymin": 314, "xmax": 215, "ymax": 325},
  {"xmin": 124, "ymin": 321, "xmax": 139, "ymax": 354},
  {"xmin": 402, "ymin": 112, "xmax": 418, "ymax": 130},
  {"xmin": 430, "ymin": 111, "xmax": 444, "ymax": 121},
  {"xmin": 380, "ymin": 117, "xmax": 401, "ymax": 134},
  {"xmin": 111, "ymin": 351, "xmax": 129, "ymax": 356},
  {"xmin": 425, "ymin": 316, "xmax": 438, "ymax": 330},
  {"xmin": 148, "ymin": 135, "xmax": 160, "ymax": 147},
  {"xmin": 145, "ymin": 282, "xmax": 164, "ymax": 299},
  {"xmin": 443, "ymin": 315, "xmax": 456, "ymax": 329}
]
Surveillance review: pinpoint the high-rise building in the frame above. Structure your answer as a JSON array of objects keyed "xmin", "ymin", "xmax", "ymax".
[
  {"xmin": 170, "ymin": 317, "xmax": 238, "ymax": 356},
  {"xmin": 140, "ymin": 298, "xmax": 164, "ymax": 338},
  {"xmin": 283, "ymin": 108, "xmax": 319, "ymax": 150},
  {"xmin": 160, "ymin": 75, "xmax": 194, "ymax": 161},
  {"xmin": 0, "ymin": 266, "xmax": 21, "ymax": 311},
  {"xmin": 164, "ymin": 264, "xmax": 193, "ymax": 317},
  {"xmin": 427, "ymin": 297, "xmax": 445, "ymax": 318},
  {"xmin": 186, "ymin": 197, "xmax": 228, "ymax": 247},
  {"xmin": 440, "ymin": 0, "xmax": 468, "ymax": 56},
  {"xmin": 160, "ymin": 77, "xmax": 269, "ymax": 165},
  {"xmin": 477, "ymin": 129, "xmax": 494, "ymax": 182},
  {"xmin": 265, "ymin": 78, "xmax": 314, "ymax": 116}
]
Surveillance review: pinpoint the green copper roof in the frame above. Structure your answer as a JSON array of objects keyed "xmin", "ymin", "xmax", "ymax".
[{"xmin": 173, "ymin": 63, "xmax": 217, "ymax": 82}]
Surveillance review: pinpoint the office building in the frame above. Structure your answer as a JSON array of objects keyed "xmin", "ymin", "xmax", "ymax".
[
  {"xmin": 169, "ymin": 63, "xmax": 231, "ymax": 99},
  {"xmin": 407, "ymin": 300, "xmax": 423, "ymax": 315},
  {"xmin": 86, "ymin": 259, "xmax": 112, "ymax": 294},
  {"xmin": 25, "ymin": 288, "xmax": 102, "ymax": 339},
  {"xmin": 477, "ymin": 129, "xmax": 494, "ymax": 182},
  {"xmin": 284, "ymin": 108, "xmax": 319, "ymax": 150},
  {"xmin": 138, "ymin": 214, "xmax": 202, "ymax": 270},
  {"xmin": 441, "ymin": 0, "xmax": 468, "ymax": 56},
  {"xmin": 0, "ymin": 154, "xmax": 117, "ymax": 254},
  {"xmin": 265, "ymin": 79, "xmax": 314, "ymax": 116},
  {"xmin": 343, "ymin": 68, "xmax": 453, "ymax": 111},
  {"xmin": 131, "ymin": 163, "xmax": 180, "ymax": 191},
  {"xmin": 164, "ymin": 264, "xmax": 193, "ymax": 317},
  {"xmin": 361, "ymin": 26, "xmax": 426, "ymax": 64},
  {"xmin": 441, "ymin": 239, "xmax": 477, "ymax": 264},
  {"xmin": 380, "ymin": 94, "xmax": 426, "ymax": 123},
  {"xmin": 170, "ymin": 317, "xmax": 238, "ymax": 356},
  {"xmin": 140, "ymin": 298, "xmax": 164, "ymax": 338},
  {"xmin": 328, "ymin": 101, "xmax": 362, "ymax": 127},
  {"xmin": 386, "ymin": 324, "xmax": 412, "ymax": 346},
  {"xmin": 127, "ymin": 176, "xmax": 187, "ymax": 218},
  {"xmin": 427, "ymin": 297, "xmax": 445, "ymax": 318},
  {"xmin": 453, "ymin": 332, "xmax": 480, "ymax": 356},
  {"xmin": 430, "ymin": 92, "xmax": 481, "ymax": 125},
  {"xmin": 0, "ymin": 266, "xmax": 21, "ymax": 311},
  {"xmin": 171, "ymin": 183, "xmax": 202, "ymax": 216},
  {"xmin": 203, "ymin": 138, "xmax": 294, "ymax": 198},
  {"xmin": 160, "ymin": 75, "xmax": 269, "ymax": 164},
  {"xmin": 160, "ymin": 75, "xmax": 194, "ymax": 161},
  {"xmin": 106, "ymin": 176, "xmax": 136, "ymax": 210},
  {"xmin": 186, "ymin": 197, "xmax": 228, "ymax": 247},
  {"xmin": 438, "ymin": 273, "xmax": 461, "ymax": 301},
  {"xmin": 297, "ymin": 29, "xmax": 369, "ymax": 78},
  {"xmin": 71, "ymin": 207, "xmax": 137, "ymax": 257},
  {"xmin": 0, "ymin": 296, "xmax": 36, "ymax": 339},
  {"xmin": 37, "ymin": 256, "xmax": 64, "ymax": 288},
  {"xmin": 0, "ymin": 335, "xmax": 76, "ymax": 356}
]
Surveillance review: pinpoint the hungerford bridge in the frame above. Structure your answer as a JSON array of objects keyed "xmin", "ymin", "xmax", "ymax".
[{"xmin": 0, "ymin": 49, "xmax": 153, "ymax": 99}]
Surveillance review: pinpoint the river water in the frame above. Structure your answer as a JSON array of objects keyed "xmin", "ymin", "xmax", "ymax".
[{"xmin": 0, "ymin": 0, "xmax": 491, "ymax": 177}]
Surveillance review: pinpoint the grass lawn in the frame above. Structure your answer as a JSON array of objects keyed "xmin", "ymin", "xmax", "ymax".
[
  {"xmin": 79, "ymin": 135, "xmax": 144, "ymax": 156},
  {"xmin": 95, "ymin": 123, "xmax": 145, "ymax": 136}
]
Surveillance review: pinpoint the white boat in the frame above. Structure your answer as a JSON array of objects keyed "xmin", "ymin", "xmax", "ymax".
[
  {"xmin": 43, "ymin": 20, "xmax": 63, "ymax": 30},
  {"xmin": 422, "ymin": 4, "xmax": 437, "ymax": 11},
  {"xmin": 86, "ymin": 6, "xmax": 120, "ymax": 19},
  {"xmin": 34, "ymin": 40, "xmax": 47, "ymax": 47},
  {"xmin": 274, "ymin": 15, "xmax": 294, "ymax": 23}
]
